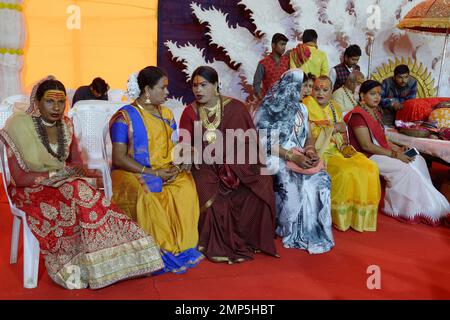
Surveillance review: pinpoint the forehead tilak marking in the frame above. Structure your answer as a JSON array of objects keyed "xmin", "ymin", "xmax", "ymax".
[
  {"xmin": 316, "ymin": 80, "xmax": 328, "ymax": 89},
  {"xmin": 193, "ymin": 76, "xmax": 204, "ymax": 84},
  {"xmin": 44, "ymin": 90, "xmax": 66, "ymax": 100}
]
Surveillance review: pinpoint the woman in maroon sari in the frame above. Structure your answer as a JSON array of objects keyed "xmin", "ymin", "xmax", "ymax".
[{"xmin": 178, "ymin": 66, "xmax": 278, "ymax": 263}]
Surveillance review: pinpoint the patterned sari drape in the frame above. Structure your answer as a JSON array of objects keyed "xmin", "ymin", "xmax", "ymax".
[{"xmin": 0, "ymin": 112, "xmax": 164, "ymax": 289}]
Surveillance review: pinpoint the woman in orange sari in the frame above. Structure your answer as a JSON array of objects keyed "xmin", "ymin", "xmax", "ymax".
[{"xmin": 0, "ymin": 77, "xmax": 163, "ymax": 289}]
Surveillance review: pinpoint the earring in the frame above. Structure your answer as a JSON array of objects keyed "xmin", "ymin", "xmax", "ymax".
[{"xmin": 145, "ymin": 94, "xmax": 151, "ymax": 104}]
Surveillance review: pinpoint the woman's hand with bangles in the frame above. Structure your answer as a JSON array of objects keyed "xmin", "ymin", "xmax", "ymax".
[
  {"xmin": 304, "ymin": 147, "xmax": 319, "ymax": 166},
  {"xmin": 394, "ymin": 151, "xmax": 413, "ymax": 164},
  {"xmin": 155, "ymin": 167, "xmax": 179, "ymax": 182},
  {"xmin": 291, "ymin": 153, "xmax": 315, "ymax": 169}
]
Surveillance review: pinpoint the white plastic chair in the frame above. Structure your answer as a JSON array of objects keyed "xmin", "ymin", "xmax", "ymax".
[
  {"xmin": 101, "ymin": 123, "xmax": 113, "ymax": 200},
  {"xmin": 0, "ymin": 103, "xmax": 14, "ymax": 129},
  {"xmin": 68, "ymin": 100, "xmax": 123, "ymax": 199},
  {"xmin": 1, "ymin": 95, "xmax": 29, "ymax": 113},
  {"xmin": 0, "ymin": 104, "xmax": 14, "ymax": 174},
  {"xmin": 0, "ymin": 141, "xmax": 40, "ymax": 289},
  {"xmin": 68, "ymin": 100, "xmax": 123, "ymax": 168},
  {"xmin": 107, "ymin": 89, "xmax": 125, "ymax": 102}
]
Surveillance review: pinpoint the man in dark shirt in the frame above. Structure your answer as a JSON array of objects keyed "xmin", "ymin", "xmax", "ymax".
[
  {"xmin": 329, "ymin": 44, "xmax": 362, "ymax": 92},
  {"xmin": 380, "ymin": 64, "xmax": 417, "ymax": 126},
  {"xmin": 71, "ymin": 77, "xmax": 110, "ymax": 107}
]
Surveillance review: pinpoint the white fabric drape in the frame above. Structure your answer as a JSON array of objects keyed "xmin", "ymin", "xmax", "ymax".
[
  {"xmin": 370, "ymin": 154, "xmax": 449, "ymax": 223},
  {"xmin": 0, "ymin": 0, "xmax": 25, "ymax": 101}
]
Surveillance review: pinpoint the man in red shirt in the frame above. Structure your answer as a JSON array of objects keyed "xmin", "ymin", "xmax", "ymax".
[{"xmin": 253, "ymin": 33, "xmax": 289, "ymax": 100}]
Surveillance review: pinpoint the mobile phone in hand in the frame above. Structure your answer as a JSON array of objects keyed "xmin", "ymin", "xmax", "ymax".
[{"xmin": 403, "ymin": 147, "xmax": 419, "ymax": 157}]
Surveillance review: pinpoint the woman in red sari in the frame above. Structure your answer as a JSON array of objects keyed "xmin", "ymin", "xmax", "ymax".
[
  {"xmin": 178, "ymin": 66, "xmax": 278, "ymax": 263},
  {"xmin": 0, "ymin": 77, "xmax": 163, "ymax": 289},
  {"xmin": 344, "ymin": 80, "xmax": 449, "ymax": 226}
]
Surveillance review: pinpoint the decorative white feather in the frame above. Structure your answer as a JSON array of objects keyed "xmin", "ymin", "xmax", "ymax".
[
  {"xmin": 165, "ymin": 40, "xmax": 209, "ymax": 80},
  {"xmin": 164, "ymin": 97, "xmax": 186, "ymax": 125},
  {"xmin": 191, "ymin": 2, "xmax": 263, "ymax": 83},
  {"xmin": 238, "ymin": 0, "xmax": 296, "ymax": 50},
  {"xmin": 289, "ymin": 0, "xmax": 321, "ymax": 32},
  {"xmin": 165, "ymin": 40, "xmax": 247, "ymax": 102},
  {"xmin": 165, "ymin": 96, "xmax": 185, "ymax": 109}
]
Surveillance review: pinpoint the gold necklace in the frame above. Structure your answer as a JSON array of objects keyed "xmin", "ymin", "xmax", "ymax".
[
  {"xmin": 199, "ymin": 100, "xmax": 221, "ymax": 144},
  {"xmin": 135, "ymin": 101, "xmax": 159, "ymax": 117}
]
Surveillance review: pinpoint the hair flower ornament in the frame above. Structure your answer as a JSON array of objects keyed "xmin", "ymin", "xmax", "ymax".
[{"xmin": 127, "ymin": 72, "xmax": 140, "ymax": 100}]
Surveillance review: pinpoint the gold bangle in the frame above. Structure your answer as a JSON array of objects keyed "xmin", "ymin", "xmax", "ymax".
[
  {"xmin": 285, "ymin": 150, "xmax": 294, "ymax": 161},
  {"xmin": 140, "ymin": 165, "xmax": 146, "ymax": 174}
]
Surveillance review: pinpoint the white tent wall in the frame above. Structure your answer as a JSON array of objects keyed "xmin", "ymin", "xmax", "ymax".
[{"xmin": 0, "ymin": 0, "xmax": 25, "ymax": 102}]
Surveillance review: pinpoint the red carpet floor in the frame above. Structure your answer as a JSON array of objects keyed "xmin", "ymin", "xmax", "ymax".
[{"xmin": 0, "ymin": 167, "xmax": 449, "ymax": 300}]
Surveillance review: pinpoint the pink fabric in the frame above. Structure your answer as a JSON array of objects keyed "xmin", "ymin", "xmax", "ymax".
[{"xmin": 285, "ymin": 147, "xmax": 325, "ymax": 174}]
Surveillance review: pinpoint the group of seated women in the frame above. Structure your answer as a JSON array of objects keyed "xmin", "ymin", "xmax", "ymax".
[{"xmin": 1, "ymin": 66, "xmax": 448, "ymax": 290}]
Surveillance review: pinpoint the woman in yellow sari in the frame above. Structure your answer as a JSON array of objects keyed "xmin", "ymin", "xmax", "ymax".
[
  {"xmin": 303, "ymin": 76, "xmax": 381, "ymax": 232},
  {"xmin": 110, "ymin": 66, "xmax": 203, "ymax": 274}
]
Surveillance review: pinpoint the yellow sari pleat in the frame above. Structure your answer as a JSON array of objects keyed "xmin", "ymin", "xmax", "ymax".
[{"xmin": 304, "ymin": 97, "xmax": 381, "ymax": 232}]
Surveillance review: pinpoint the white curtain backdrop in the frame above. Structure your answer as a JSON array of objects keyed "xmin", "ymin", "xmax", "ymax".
[{"xmin": 0, "ymin": 0, "xmax": 25, "ymax": 102}]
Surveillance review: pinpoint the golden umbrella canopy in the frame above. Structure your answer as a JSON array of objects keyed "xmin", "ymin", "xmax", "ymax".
[
  {"xmin": 397, "ymin": 0, "xmax": 450, "ymax": 95},
  {"xmin": 397, "ymin": 0, "xmax": 450, "ymax": 34}
]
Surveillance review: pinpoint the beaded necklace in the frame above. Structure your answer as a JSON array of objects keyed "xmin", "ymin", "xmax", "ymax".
[
  {"xmin": 32, "ymin": 117, "xmax": 68, "ymax": 162},
  {"xmin": 343, "ymin": 87, "xmax": 358, "ymax": 108},
  {"xmin": 329, "ymin": 101, "xmax": 338, "ymax": 124},
  {"xmin": 361, "ymin": 104, "xmax": 384, "ymax": 130}
]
